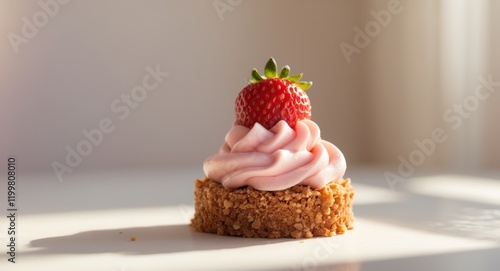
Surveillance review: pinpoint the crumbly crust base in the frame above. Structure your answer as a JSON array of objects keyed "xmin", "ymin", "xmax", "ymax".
[{"xmin": 191, "ymin": 178, "xmax": 354, "ymax": 238}]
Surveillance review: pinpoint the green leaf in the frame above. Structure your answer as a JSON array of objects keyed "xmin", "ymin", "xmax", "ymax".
[
  {"xmin": 279, "ymin": 65, "xmax": 290, "ymax": 78},
  {"xmin": 296, "ymin": 81, "xmax": 313, "ymax": 91},
  {"xmin": 251, "ymin": 68, "xmax": 265, "ymax": 82},
  {"xmin": 248, "ymin": 58, "xmax": 314, "ymax": 91},
  {"xmin": 288, "ymin": 73, "xmax": 303, "ymax": 83},
  {"xmin": 264, "ymin": 58, "xmax": 277, "ymax": 78}
]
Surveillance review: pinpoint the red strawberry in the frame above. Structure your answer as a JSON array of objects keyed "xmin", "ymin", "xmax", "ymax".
[{"xmin": 235, "ymin": 58, "xmax": 313, "ymax": 129}]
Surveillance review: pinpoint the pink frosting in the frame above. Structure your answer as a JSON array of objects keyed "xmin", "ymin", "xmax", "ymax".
[{"xmin": 203, "ymin": 120, "xmax": 346, "ymax": 191}]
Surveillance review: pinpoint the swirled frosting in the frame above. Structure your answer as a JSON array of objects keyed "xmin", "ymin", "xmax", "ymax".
[{"xmin": 203, "ymin": 120, "xmax": 346, "ymax": 191}]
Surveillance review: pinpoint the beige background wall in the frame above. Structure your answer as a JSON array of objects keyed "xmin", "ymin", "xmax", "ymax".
[
  {"xmin": 359, "ymin": 0, "xmax": 499, "ymax": 171},
  {"xmin": 483, "ymin": 0, "xmax": 500, "ymax": 169},
  {"xmin": 1, "ymin": 0, "xmax": 498, "ymax": 178}
]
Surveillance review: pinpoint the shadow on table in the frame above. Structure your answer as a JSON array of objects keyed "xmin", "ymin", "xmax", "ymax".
[
  {"xmin": 352, "ymin": 170, "xmax": 500, "ymax": 244},
  {"xmin": 353, "ymin": 188, "xmax": 500, "ymax": 244},
  {"xmin": 272, "ymin": 246, "xmax": 500, "ymax": 271},
  {"xmin": 28, "ymin": 224, "xmax": 290, "ymax": 255},
  {"xmin": 330, "ymin": 247, "xmax": 500, "ymax": 271}
]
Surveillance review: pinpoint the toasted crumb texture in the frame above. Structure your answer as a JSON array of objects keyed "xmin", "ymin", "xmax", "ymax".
[{"xmin": 191, "ymin": 178, "xmax": 354, "ymax": 239}]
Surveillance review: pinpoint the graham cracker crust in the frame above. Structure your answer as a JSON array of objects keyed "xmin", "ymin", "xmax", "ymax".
[{"xmin": 191, "ymin": 178, "xmax": 354, "ymax": 238}]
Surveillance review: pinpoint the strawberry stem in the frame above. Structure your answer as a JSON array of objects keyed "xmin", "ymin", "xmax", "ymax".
[
  {"xmin": 296, "ymin": 81, "xmax": 313, "ymax": 91},
  {"xmin": 288, "ymin": 73, "xmax": 303, "ymax": 83},
  {"xmin": 279, "ymin": 65, "xmax": 290, "ymax": 78},
  {"xmin": 251, "ymin": 69, "xmax": 265, "ymax": 82},
  {"xmin": 250, "ymin": 58, "xmax": 313, "ymax": 91},
  {"xmin": 264, "ymin": 58, "xmax": 277, "ymax": 78}
]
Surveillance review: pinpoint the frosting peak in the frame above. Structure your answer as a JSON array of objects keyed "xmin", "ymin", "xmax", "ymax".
[{"xmin": 203, "ymin": 120, "xmax": 346, "ymax": 191}]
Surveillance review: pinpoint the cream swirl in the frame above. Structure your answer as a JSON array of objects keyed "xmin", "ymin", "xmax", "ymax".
[{"xmin": 203, "ymin": 120, "xmax": 346, "ymax": 191}]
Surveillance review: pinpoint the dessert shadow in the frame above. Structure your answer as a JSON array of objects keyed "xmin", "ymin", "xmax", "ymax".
[{"xmin": 28, "ymin": 224, "xmax": 292, "ymax": 255}]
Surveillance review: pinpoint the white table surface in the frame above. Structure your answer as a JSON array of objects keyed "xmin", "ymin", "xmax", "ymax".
[{"xmin": 1, "ymin": 166, "xmax": 499, "ymax": 271}]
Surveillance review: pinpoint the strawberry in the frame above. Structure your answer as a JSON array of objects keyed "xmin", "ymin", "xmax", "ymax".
[{"xmin": 235, "ymin": 58, "xmax": 313, "ymax": 129}]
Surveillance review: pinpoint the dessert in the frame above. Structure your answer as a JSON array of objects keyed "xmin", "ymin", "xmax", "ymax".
[{"xmin": 191, "ymin": 58, "xmax": 354, "ymax": 238}]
